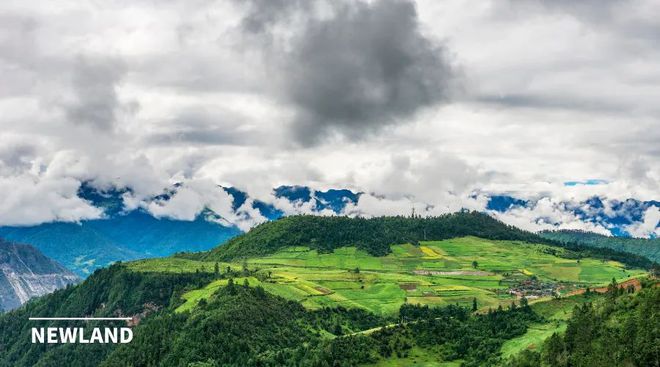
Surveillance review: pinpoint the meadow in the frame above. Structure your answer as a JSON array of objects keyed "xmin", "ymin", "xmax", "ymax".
[{"xmin": 128, "ymin": 236, "xmax": 645, "ymax": 316}]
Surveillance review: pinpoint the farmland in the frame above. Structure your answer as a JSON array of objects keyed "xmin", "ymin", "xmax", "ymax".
[{"xmin": 128, "ymin": 236, "xmax": 646, "ymax": 316}]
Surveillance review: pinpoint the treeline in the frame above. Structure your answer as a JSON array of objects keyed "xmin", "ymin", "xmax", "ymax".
[
  {"xmin": 506, "ymin": 282, "xmax": 660, "ymax": 367},
  {"xmin": 191, "ymin": 211, "xmax": 558, "ymax": 261},
  {"xmin": 541, "ymin": 229, "xmax": 660, "ymax": 263},
  {"xmin": 540, "ymin": 241, "xmax": 657, "ymax": 272}
]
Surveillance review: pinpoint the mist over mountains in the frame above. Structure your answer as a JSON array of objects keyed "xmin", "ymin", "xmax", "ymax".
[{"xmin": 0, "ymin": 181, "xmax": 657, "ymax": 278}]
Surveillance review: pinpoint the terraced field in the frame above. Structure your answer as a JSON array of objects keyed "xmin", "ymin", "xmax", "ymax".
[{"xmin": 128, "ymin": 236, "xmax": 646, "ymax": 316}]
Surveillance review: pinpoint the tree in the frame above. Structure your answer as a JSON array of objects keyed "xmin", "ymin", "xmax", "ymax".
[
  {"xmin": 472, "ymin": 260, "xmax": 478, "ymax": 269},
  {"xmin": 242, "ymin": 260, "xmax": 249, "ymax": 275},
  {"xmin": 520, "ymin": 296, "xmax": 529, "ymax": 308},
  {"xmin": 214, "ymin": 262, "xmax": 219, "ymax": 276},
  {"xmin": 243, "ymin": 278, "xmax": 250, "ymax": 288},
  {"xmin": 542, "ymin": 333, "xmax": 567, "ymax": 367},
  {"xmin": 226, "ymin": 278, "xmax": 236, "ymax": 294},
  {"xmin": 472, "ymin": 297, "xmax": 478, "ymax": 312},
  {"xmin": 607, "ymin": 277, "xmax": 619, "ymax": 299},
  {"xmin": 354, "ymin": 267, "xmax": 360, "ymax": 274}
]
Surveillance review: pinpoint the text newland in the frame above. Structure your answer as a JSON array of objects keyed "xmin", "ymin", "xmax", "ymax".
[{"xmin": 32, "ymin": 327, "xmax": 133, "ymax": 344}]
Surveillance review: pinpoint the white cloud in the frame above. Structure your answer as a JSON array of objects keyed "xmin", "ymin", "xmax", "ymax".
[
  {"xmin": 625, "ymin": 206, "xmax": 660, "ymax": 238},
  {"xmin": 0, "ymin": 0, "xmax": 657, "ymax": 231},
  {"xmin": 490, "ymin": 197, "xmax": 612, "ymax": 236},
  {"xmin": 0, "ymin": 174, "xmax": 102, "ymax": 226}
]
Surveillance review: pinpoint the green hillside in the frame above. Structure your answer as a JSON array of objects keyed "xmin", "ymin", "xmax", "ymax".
[
  {"xmin": 504, "ymin": 285, "xmax": 659, "ymax": 367},
  {"xmin": 133, "ymin": 236, "xmax": 645, "ymax": 315},
  {"xmin": 0, "ymin": 214, "xmax": 655, "ymax": 367},
  {"xmin": 193, "ymin": 212, "xmax": 555, "ymax": 261},
  {"xmin": 540, "ymin": 230, "xmax": 660, "ymax": 263}
]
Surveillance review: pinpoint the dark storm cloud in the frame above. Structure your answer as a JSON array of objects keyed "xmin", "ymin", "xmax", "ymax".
[
  {"xmin": 239, "ymin": 0, "xmax": 310, "ymax": 35},
  {"xmin": 240, "ymin": 0, "xmax": 456, "ymax": 145},
  {"xmin": 65, "ymin": 56, "xmax": 127, "ymax": 131}
]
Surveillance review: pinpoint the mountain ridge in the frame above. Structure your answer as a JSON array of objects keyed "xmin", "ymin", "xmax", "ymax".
[
  {"xmin": 192, "ymin": 212, "xmax": 657, "ymax": 271},
  {"xmin": 0, "ymin": 239, "xmax": 79, "ymax": 311}
]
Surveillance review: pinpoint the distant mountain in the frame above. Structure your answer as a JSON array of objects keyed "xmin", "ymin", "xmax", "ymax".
[
  {"xmin": 540, "ymin": 230, "xmax": 660, "ymax": 263},
  {"xmin": 272, "ymin": 185, "xmax": 361, "ymax": 214},
  {"xmin": 0, "ymin": 239, "xmax": 79, "ymax": 312},
  {"xmin": 486, "ymin": 195, "xmax": 659, "ymax": 237}
]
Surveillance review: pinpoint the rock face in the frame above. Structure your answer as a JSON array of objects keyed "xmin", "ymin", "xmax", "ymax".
[{"xmin": 0, "ymin": 239, "xmax": 79, "ymax": 312}]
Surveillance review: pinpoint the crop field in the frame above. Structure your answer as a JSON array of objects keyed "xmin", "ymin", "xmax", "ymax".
[
  {"xmin": 129, "ymin": 237, "xmax": 645, "ymax": 316},
  {"xmin": 129, "ymin": 237, "xmax": 644, "ymax": 318}
]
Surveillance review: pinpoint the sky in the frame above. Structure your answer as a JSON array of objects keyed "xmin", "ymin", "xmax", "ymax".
[{"xmin": 0, "ymin": 0, "xmax": 658, "ymax": 236}]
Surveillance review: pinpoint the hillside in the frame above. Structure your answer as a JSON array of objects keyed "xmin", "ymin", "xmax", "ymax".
[
  {"xmin": 540, "ymin": 230, "xmax": 660, "ymax": 263},
  {"xmin": 196, "ymin": 212, "xmax": 557, "ymax": 261},
  {"xmin": 0, "ymin": 239, "xmax": 79, "ymax": 311},
  {"xmin": 193, "ymin": 212, "xmax": 656, "ymax": 271},
  {"xmin": 139, "ymin": 236, "xmax": 646, "ymax": 315},
  {"xmin": 0, "ymin": 214, "xmax": 654, "ymax": 366},
  {"xmin": 505, "ymin": 284, "xmax": 659, "ymax": 367}
]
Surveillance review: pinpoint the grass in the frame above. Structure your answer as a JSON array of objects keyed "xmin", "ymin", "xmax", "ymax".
[
  {"xmin": 500, "ymin": 293, "xmax": 598, "ymax": 359},
  {"xmin": 175, "ymin": 277, "xmax": 261, "ymax": 313},
  {"xmin": 129, "ymin": 236, "xmax": 646, "ymax": 316},
  {"xmin": 500, "ymin": 322, "xmax": 566, "ymax": 358},
  {"xmin": 363, "ymin": 346, "xmax": 461, "ymax": 367}
]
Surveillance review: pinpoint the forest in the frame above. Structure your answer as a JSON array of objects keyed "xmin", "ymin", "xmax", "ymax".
[{"xmin": 505, "ymin": 281, "xmax": 659, "ymax": 367}]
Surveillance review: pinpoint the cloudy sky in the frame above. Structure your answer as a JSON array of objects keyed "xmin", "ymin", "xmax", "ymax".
[{"xmin": 0, "ymin": 0, "xmax": 658, "ymax": 235}]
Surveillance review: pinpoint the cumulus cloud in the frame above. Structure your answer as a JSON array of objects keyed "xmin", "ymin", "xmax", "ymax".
[
  {"xmin": 625, "ymin": 206, "xmax": 660, "ymax": 238},
  {"xmin": 144, "ymin": 179, "xmax": 267, "ymax": 231},
  {"xmin": 0, "ymin": 174, "xmax": 102, "ymax": 226},
  {"xmin": 0, "ymin": 0, "xmax": 657, "ymax": 233},
  {"xmin": 490, "ymin": 197, "xmax": 612, "ymax": 235}
]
